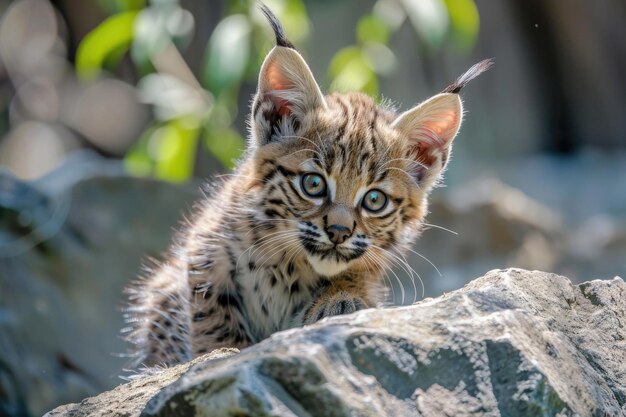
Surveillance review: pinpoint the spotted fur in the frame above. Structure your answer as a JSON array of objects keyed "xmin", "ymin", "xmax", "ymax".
[{"xmin": 122, "ymin": 5, "xmax": 492, "ymax": 370}]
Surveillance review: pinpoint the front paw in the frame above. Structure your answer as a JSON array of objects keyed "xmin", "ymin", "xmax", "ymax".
[{"xmin": 303, "ymin": 292, "xmax": 367, "ymax": 325}]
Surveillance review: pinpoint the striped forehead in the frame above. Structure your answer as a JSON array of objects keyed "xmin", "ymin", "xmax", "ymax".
[
  {"xmin": 323, "ymin": 139, "xmax": 386, "ymax": 180},
  {"xmin": 323, "ymin": 98, "xmax": 391, "ymax": 177},
  {"xmin": 299, "ymin": 141, "xmax": 387, "ymax": 205},
  {"xmin": 318, "ymin": 119, "xmax": 392, "ymax": 200},
  {"xmin": 291, "ymin": 92, "xmax": 406, "ymax": 202}
]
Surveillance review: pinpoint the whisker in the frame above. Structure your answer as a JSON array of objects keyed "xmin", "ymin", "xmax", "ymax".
[
  {"xmin": 249, "ymin": 232, "xmax": 301, "ymax": 260},
  {"xmin": 298, "ymin": 157, "xmax": 324, "ymax": 168},
  {"xmin": 403, "ymin": 246, "xmax": 442, "ymax": 277},
  {"xmin": 421, "ymin": 223, "xmax": 458, "ymax": 235},
  {"xmin": 244, "ymin": 220, "xmax": 300, "ymax": 237},
  {"xmin": 381, "ymin": 157, "xmax": 427, "ymax": 170},
  {"xmin": 289, "ymin": 148, "xmax": 324, "ymax": 162},
  {"xmin": 255, "ymin": 238, "xmax": 301, "ymax": 271},
  {"xmin": 283, "ymin": 244, "xmax": 304, "ymax": 283},
  {"xmin": 212, "ymin": 173, "xmax": 273, "ymax": 186},
  {"xmin": 386, "ymin": 167, "xmax": 418, "ymax": 184},
  {"xmin": 396, "ymin": 250, "xmax": 422, "ymax": 303},
  {"xmin": 253, "ymin": 240, "xmax": 297, "ymax": 274},
  {"xmin": 371, "ymin": 245, "xmax": 424, "ymax": 303},
  {"xmin": 236, "ymin": 230, "xmax": 300, "ymax": 269},
  {"xmin": 281, "ymin": 135, "xmax": 326, "ymax": 161},
  {"xmin": 247, "ymin": 233, "xmax": 300, "ymax": 263},
  {"xmin": 368, "ymin": 248, "xmax": 406, "ymax": 304},
  {"xmin": 250, "ymin": 227, "xmax": 300, "ymax": 241},
  {"xmin": 315, "ymin": 131, "xmax": 333, "ymax": 160},
  {"xmin": 363, "ymin": 252, "xmax": 395, "ymax": 304}
]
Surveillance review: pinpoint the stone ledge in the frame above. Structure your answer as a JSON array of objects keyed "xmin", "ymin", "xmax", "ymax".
[{"xmin": 46, "ymin": 268, "xmax": 626, "ymax": 417}]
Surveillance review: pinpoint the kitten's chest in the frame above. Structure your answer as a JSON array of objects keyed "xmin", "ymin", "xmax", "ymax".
[{"xmin": 239, "ymin": 260, "xmax": 320, "ymax": 340}]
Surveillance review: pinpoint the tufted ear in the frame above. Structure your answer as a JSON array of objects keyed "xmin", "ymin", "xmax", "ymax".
[
  {"xmin": 391, "ymin": 93, "xmax": 463, "ymax": 187},
  {"xmin": 392, "ymin": 59, "xmax": 493, "ymax": 187},
  {"xmin": 250, "ymin": 46, "xmax": 326, "ymax": 146}
]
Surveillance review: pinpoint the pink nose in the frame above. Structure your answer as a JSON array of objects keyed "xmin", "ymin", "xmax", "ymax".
[{"xmin": 325, "ymin": 224, "xmax": 351, "ymax": 245}]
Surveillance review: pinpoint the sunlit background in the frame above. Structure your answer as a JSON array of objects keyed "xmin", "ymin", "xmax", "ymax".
[{"xmin": 1, "ymin": 0, "xmax": 625, "ymax": 415}]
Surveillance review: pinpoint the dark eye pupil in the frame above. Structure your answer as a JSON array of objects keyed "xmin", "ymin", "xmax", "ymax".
[
  {"xmin": 306, "ymin": 176, "xmax": 320, "ymax": 189},
  {"xmin": 302, "ymin": 174, "xmax": 326, "ymax": 197},
  {"xmin": 363, "ymin": 189, "xmax": 387, "ymax": 212}
]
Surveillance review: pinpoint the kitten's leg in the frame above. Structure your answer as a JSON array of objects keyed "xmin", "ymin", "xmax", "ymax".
[
  {"xmin": 298, "ymin": 277, "xmax": 374, "ymax": 325},
  {"xmin": 124, "ymin": 262, "xmax": 193, "ymax": 369}
]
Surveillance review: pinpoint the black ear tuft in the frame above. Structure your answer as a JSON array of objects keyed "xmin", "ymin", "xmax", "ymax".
[
  {"xmin": 442, "ymin": 58, "xmax": 494, "ymax": 94},
  {"xmin": 259, "ymin": 2, "xmax": 296, "ymax": 49}
]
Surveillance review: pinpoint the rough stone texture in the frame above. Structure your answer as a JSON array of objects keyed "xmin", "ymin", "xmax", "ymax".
[
  {"xmin": 44, "ymin": 349, "xmax": 239, "ymax": 417},
  {"xmin": 46, "ymin": 269, "xmax": 626, "ymax": 417},
  {"xmin": 0, "ymin": 163, "xmax": 199, "ymax": 417}
]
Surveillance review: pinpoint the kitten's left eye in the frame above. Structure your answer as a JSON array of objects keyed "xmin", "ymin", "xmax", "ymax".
[
  {"xmin": 301, "ymin": 173, "xmax": 327, "ymax": 198},
  {"xmin": 362, "ymin": 189, "xmax": 388, "ymax": 213}
]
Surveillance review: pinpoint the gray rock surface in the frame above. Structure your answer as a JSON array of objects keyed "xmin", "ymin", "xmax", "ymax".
[
  {"xmin": 0, "ymin": 164, "xmax": 198, "ymax": 417},
  {"xmin": 46, "ymin": 269, "xmax": 626, "ymax": 417}
]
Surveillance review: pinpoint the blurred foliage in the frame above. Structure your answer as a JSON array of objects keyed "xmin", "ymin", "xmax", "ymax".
[
  {"xmin": 76, "ymin": 0, "xmax": 479, "ymax": 182},
  {"xmin": 76, "ymin": 10, "xmax": 140, "ymax": 80},
  {"xmin": 330, "ymin": 0, "xmax": 479, "ymax": 94}
]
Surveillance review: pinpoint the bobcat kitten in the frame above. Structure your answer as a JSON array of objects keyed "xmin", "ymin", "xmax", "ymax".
[{"xmin": 123, "ymin": 5, "xmax": 492, "ymax": 369}]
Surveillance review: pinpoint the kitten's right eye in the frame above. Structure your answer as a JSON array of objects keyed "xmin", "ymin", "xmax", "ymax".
[{"xmin": 301, "ymin": 173, "xmax": 327, "ymax": 198}]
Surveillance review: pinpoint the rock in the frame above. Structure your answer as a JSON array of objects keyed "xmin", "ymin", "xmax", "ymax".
[
  {"xmin": 44, "ymin": 348, "xmax": 239, "ymax": 417},
  {"xmin": 0, "ymin": 163, "xmax": 199, "ymax": 417},
  {"xmin": 46, "ymin": 269, "xmax": 626, "ymax": 417}
]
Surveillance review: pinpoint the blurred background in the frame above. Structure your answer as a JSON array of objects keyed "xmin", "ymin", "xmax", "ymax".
[{"xmin": 0, "ymin": 0, "xmax": 624, "ymax": 415}]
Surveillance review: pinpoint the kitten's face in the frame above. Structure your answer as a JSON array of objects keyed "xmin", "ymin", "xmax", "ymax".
[{"xmin": 248, "ymin": 47, "xmax": 464, "ymax": 277}]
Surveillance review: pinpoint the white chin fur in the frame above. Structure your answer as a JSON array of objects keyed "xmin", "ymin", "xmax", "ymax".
[{"xmin": 307, "ymin": 254, "xmax": 350, "ymax": 277}]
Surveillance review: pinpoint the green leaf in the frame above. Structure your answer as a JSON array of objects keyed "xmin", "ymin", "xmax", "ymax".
[
  {"xmin": 443, "ymin": 0, "xmax": 479, "ymax": 50},
  {"xmin": 329, "ymin": 47, "xmax": 360, "ymax": 79},
  {"xmin": 125, "ymin": 117, "xmax": 201, "ymax": 182},
  {"xmin": 76, "ymin": 11, "xmax": 139, "ymax": 80},
  {"xmin": 153, "ymin": 117, "xmax": 201, "ymax": 182},
  {"xmin": 357, "ymin": 14, "xmax": 390, "ymax": 45},
  {"xmin": 204, "ymin": 127, "xmax": 245, "ymax": 169},
  {"xmin": 124, "ymin": 124, "xmax": 159, "ymax": 177},
  {"xmin": 329, "ymin": 47, "xmax": 378, "ymax": 96},
  {"xmin": 203, "ymin": 14, "xmax": 251, "ymax": 96},
  {"xmin": 124, "ymin": 118, "xmax": 201, "ymax": 182}
]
